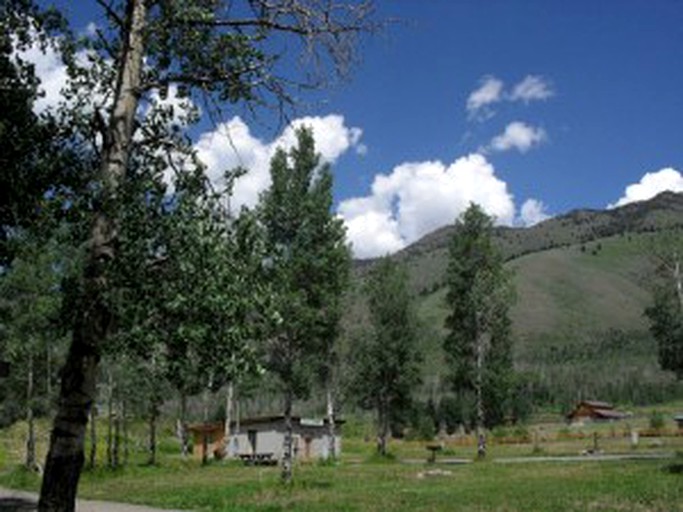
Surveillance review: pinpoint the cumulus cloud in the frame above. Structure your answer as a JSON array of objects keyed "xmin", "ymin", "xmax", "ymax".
[
  {"xmin": 14, "ymin": 31, "xmax": 116, "ymax": 116},
  {"xmin": 338, "ymin": 154, "xmax": 516, "ymax": 258},
  {"xmin": 519, "ymin": 198, "xmax": 551, "ymax": 226},
  {"xmin": 195, "ymin": 114, "xmax": 363, "ymax": 210},
  {"xmin": 466, "ymin": 76, "xmax": 504, "ymax": 120},
  {"xmin": 488, "ymin": 121, "xmax": 547, "ymax": 153},
  {"xmin": 15, "ymin": 39, "xmax": 68, "ymax": 113},
  {"xmin": 466, "ymin": 74, "xmax": 554, "ymax": 121},
  {"xmin": 509, "ymin": 75, "xmax": 554, "ymax": 103},
  {"xmin": 609, "ymin": 167, "xmax": 683, "ymax": 208}
]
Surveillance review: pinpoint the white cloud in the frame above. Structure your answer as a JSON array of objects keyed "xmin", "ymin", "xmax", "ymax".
[
  {"xmin": 609, "ymin": 167, "xmax": 683, "ymax": 208},
  {"xmin": 509, "ymin": 75, "xmax": 554, "ymax": 103},
  {"xmin": 466, "ymin": 74, "xmax": 554, "ymax": 121},
  {"xmin": 520, "ymin": 198, "xmax": 551, "ymax": 226},
  {"xmin": 488, "ymin": 121, "xmax": 547, "ymax": 153},
  {"xmin": 466, "ymin": 76, "xmax": 504, "ymax": 120},
  {"xmin": 15, "ymin": 39, "xmax": 68, "ymax": 113},
  {"xmin": 195, "ymin": 114, "xmax": 364, "ymax": 210},
  {"xmin": 342, "ymin": 209, "xmax": 404, "ymax": 259},
  {"xmin": 338, "ymin": 153, "xmax": 516, "ymax": 258},
  {"xmin": 85, "ymin": 22, "xmax": 98, "ymax": 36},
  {"xmin": 14, "ymin": 32, "xmax": 115, "ymax": 116}
]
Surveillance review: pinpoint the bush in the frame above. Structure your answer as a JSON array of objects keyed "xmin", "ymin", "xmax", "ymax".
[
  {"xmin": 650, "ymin": 410, "xmax": 665, "ymax": 430},
  {"xmin": 512, "ymin": 425, "xmax": 531, "ymax": 442},
  {"xmin": 491, "ymin": 426, "xmax": 509, "ymax": 439}
]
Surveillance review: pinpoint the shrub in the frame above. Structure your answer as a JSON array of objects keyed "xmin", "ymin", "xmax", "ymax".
[{"xmin": 650, "ymin": 410, "xmax": 665, "ymax": 430}]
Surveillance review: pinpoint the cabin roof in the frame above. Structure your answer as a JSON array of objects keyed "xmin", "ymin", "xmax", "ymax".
[
  {"xmin": 578, "ymin": 400, "xmax": 613, "ymax": 409},
  {"xmin": 591, "ymin": 408, "xmax": 627, "ymax": 419},
  {"xmin": 187, "ymin": 415, "xmax": 345, "ymax": 433}
]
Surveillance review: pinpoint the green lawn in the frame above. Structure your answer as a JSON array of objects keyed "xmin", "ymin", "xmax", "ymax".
[
  {"xmin": 2, "ymin": 456, "xmax": 682, "ymax": 511},
  {"xmin": 2, "ymin": 409, "xmax": 683, "ymax": 511}
]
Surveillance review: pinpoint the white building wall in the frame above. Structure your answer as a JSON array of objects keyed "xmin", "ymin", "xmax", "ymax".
[{"xmin": 228, "ymin": 421, "xmax": 341, "ymax": 461}]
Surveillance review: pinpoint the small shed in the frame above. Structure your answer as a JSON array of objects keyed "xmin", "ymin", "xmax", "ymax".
[
  {"xmin": 186, "ymin": 422, "xmax": 225, "ymax": 462},
  {"xmin": 674, "ymin": 414, "xmax": 683, "ymax": 431},
  {"xmin": 566, "ymin": 400, "xmax": 628, "ymax": 424},
  {"xmin": 188, "ymin": 415, "xmax": 343, "ymax": 462}
]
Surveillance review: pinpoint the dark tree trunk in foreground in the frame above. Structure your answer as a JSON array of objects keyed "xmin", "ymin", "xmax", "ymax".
[{"xmin": 38, "ymin": 1, "xmax": 146, "ymax": 508}]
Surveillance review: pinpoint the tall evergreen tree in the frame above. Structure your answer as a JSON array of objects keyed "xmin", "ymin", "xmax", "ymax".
[
  {"xmin": 443, "ymin": 204, "xmax": 514, "ymax": 457},
  {"xmin": 351, "ymin": 257, "xmax": 422, "ymax": 456},
  {"xmin": 259, "ymin": 126, "xmax": 350, "ymax": 483}
]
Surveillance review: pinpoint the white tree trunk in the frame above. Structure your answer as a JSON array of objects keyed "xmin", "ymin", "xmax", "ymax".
[
  {"xmin": 475, "ymin": 330, "xmax": 488, "ymax": 459},
  {"xmin": 26, "ymin": 352, "xmax": 36, "ymax": 470},
  {"xmin": 281, "ymin": 389, "xmax": 294, "ymax": 483},
  {"xmin": 326, "ymin": 385, "xmax": 336, "ymax": 460},
  {"xmin": 223, "ymin": 381, "xmax": 234, "ymax": 458},
  {"xmin": 674, "ymin": 255, "xmax": 682, "ymax": 312}
]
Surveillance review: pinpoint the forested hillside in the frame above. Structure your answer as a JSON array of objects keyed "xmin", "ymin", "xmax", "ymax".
[{"xmin": 348, "ymin": 191, "xmax": 683, "ymax": 410}]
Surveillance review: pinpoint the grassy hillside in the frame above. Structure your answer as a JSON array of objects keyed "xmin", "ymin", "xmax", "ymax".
[
  {"xmin": 349, "ymin": 192, "xmax": 683, "ymax": 408},
  {"xmin": 353, "ymin": 190, "xmax": 683, "ymax": 296}
]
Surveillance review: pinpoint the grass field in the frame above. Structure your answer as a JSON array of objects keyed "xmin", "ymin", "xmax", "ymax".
[
  {"xmin": 2, "ymin": 406, "xmax": 683, "ymax": 511},
  {"xmin": 1, "ymin": 453, "xmax": 682, "ymax": 511}
]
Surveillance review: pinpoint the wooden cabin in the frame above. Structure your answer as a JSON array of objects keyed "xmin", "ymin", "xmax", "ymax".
[
  {"xmin": 566, "ymin": 400, "xmax": 628, "ymax": 424},
  {"xmin": 188, "ymin": 415, "xmax": 343, "ymax": 462}
]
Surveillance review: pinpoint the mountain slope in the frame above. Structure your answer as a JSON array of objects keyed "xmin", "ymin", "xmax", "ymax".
[
  {"xmin": 348, "ymin": 192, "xmax": 683, "ymax": 407},
  {"xmin": 361, "ymin": 190, "xmax": 683, "ymax": 296}
]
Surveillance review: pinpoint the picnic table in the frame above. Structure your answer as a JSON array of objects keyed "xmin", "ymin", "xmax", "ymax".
[{"xmin": 239, "ymin": 453, "xmax": 276, "ymax": 466}]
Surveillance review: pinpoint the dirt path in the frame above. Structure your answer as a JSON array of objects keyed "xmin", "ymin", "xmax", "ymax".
[
  {"xmin": 0, "ymin": 487, "xmax": 188, "ymax": 512},
  {"xmin": 401, "ymin": 451, "xmax": 676, "ymax": 465}
]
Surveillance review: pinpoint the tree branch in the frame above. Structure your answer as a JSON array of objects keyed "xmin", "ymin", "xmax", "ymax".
[{"xmin": 95, "ymin": 0, "xmax": 125, "ymax": 29}]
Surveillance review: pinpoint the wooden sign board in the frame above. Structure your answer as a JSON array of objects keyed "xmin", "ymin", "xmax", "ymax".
[{"xmin": 0, "ymin": 360, "xmax": 9, "ymax": 378}]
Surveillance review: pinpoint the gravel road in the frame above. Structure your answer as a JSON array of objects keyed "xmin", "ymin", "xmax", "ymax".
[{"xmin": 0, "ymin": 487, "xmax": 188, "ymax": 512}]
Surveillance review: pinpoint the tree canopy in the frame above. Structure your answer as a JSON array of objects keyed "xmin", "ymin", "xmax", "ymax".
[
  {"xmin": 443, "ymin": 204, "xmax": 515, "ymax": 435},
  {"xmin": 351, "ymin": 257, "xmax": 422, "ymax": 456},
  {"xmin": 258, "ymin": 126, "xmax": 350, "ymax": 481}
]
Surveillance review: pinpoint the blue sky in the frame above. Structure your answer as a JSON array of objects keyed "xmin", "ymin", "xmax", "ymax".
[{"xmin": 33, "ymin": 1, "xmax": 683, "ymax": 257}]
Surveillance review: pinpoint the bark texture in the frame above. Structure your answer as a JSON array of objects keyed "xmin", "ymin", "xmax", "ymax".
[{"xmin": 38, "ymin": 1, "xmax": 146, "ymax": 509}]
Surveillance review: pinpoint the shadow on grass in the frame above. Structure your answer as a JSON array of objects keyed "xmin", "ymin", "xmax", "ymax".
[
  {"xmin": 0, "ymin": 497, "xmax": 36, "ymax": 511},
  {"xmin": 663, "ymin": 463, "xmax": 683, "ymax": 475}
]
